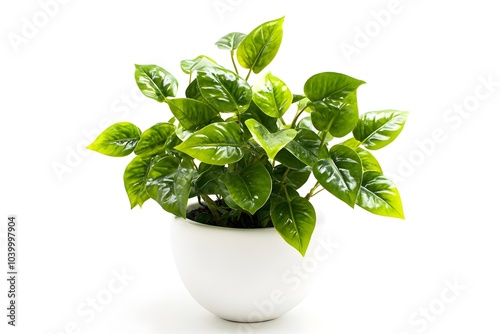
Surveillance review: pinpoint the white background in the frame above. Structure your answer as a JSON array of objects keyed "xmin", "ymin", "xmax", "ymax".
[{"xmin": 1, "ymin": 0, "xmax": 500, "ymax": 333}]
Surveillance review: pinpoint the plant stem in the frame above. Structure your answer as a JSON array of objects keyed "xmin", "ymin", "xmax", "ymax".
[
  {"xmin": 245, "ymin": 68, "xmax": 252, "ymax": 81},
  {"xmin": 290, "ymin": 105, "xmax": 308, "ymax": 128},
  {"xmin": 230, "ymin": 50, "xmax": 239, "ymax": 75},
  {"xmin": 319, "ymin": 130, "xmax": 329, "ymax": 151},
  {"xmin": 279, "ymin": 117, "xmax": 287, "ymax": 126},
  {"xmin": 305, "ymin": 181, "xmax": 321, "ymax": 200},
  {"xmin": 201, "ymin": 194, "xmax": 220, "ymax": 220}
]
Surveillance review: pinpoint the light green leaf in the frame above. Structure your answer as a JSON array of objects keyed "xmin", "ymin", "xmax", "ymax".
[
  {"xmin": 180, "ymin": 55, "xmax": 217, "ymax": 75},
  {"xmin": 237, "ymin": 17, "xmax": 285, "ymax": 74},
  {"xmin": 174, "ymin": 122, "xmax": 244, "ymax": 165},
  {"xmin": 304, "ymin": 72, "xmax": 365, "ymax": 102},
  {"xmin": 166, "ymin": 98, "xmax": 218, "ymax": 130},
  {"xmin": 284, "ymin": 129, "xmax": 328, "ymax": 167},
  {"xmin": 123, "ymin": 155, "xmax": 153, "ymax": 208},
  {"xmin": 225, "ymin": 164, "xmax": 272, "ymax": 214},
  {"xmin": 215, "ymin": 32, "xmax": 247, "ymax": 50},
  {"xmin": 341, "ymin": 137, "xmax": 361, "ymax": 149},
  {"xmin": 134, "ymin": 64, "xmax": 178, "ymax": 102},
  {"xmin": 356, "ymin": 148, "xmax": 383, "ymax": 173},
  {"xmin": 310, "ymin": 92, "xmax": 359, "ymax": 137},
  {"xmin": 87, "ymin": 122, "xmax": 141, "ymax": 157},
  {"xmin": 245, "ymin": 119, "xmax": 296, "ymax": 160},
  {"xmin": 134, "ymin": 123, "xmax": 176, "ymax": 156},
  {"xmin": 353, "ymin": 110, "xmax": 409, "ymax": 150},
  {"xmin": 313, "ymin": 145, "xmax": 363, "ymax": 208},
  {"xmin": 146, "ymin": 156, "xmax": 195, "ymax": 218},
  {"xmin": 197, "ymin": 67, "xmax": 252, "ymax": 113},
  {"xmin": 271, "ymin": 196, "xmax": 316, "ymax": 256},
  {"xmin": 252, "ymin": 72, "xmax": 292, "ymax": 118},
  {"xmin": 356, "ymin": 171, "xmax": 405, "ymax": 219}
]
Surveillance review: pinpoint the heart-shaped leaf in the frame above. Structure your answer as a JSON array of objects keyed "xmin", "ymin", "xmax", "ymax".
[
  {"xmin": 197, "ymin": 67, "xmax": 252, "ymax": 113},
  {"xmin": 215, "ymin": 32, "xmax": 247, "ymax": 50},
  {"xmin": 284, "ymin": 129, "xmax": 328, "ymax": 167},
  {"xmin": 123, "ymin": 155, "xmax": 153, "ymax": 208},
  {"xmin": 252, "ymin": 72, "xmax": 292, "ymax": 118},
  {"xmin": 356, "ymin": 148, "xmax": 383, "ymax": 173},
  {"xmin": 271, "ymin": 196, "xmax": 316, "ymax": 256},
  {"xmin": 146, "ymin": 156, "xmax": 195, "ymax": 218},
  {"xmin": 310, "ymin": 92, "xmax": 359, "ymax": 137},
  {"xmin": 225, "ymin": 164, "xmax": 272, "ymax": 214},
  {"xmin": 272, "ymin": 165, "xmax": 310, "ymax": 189},
  {"xmin": 304, "ymin": 72, "xmax": 365, "ymax": 102},
  {"xmin": 134, "ymin": 64, "xmax": 178, "ymax": 102},
  {"xmin": 196, "ymin": 163, "xmax": 227, "ymax": 195},
  {"xmin": 175, "ymin": 122, "xmax": 244, "ymax": 165},
  {"xmin": 87, "ymin": 122, "xmax": 141, "ymax": 157},
  {"xmin": 245, "ymin": 119, "xmax": 296, "ymax": 160},
  {"xmin": 353, "ymin": 110, "xmax": 409, "ymax": 150},
  {"xmin": 166, "ymin": 98, "xmax": 218, "ymax": 130},
  {"xmin": 313, "ymin": 145, "xmax": 363, "ymax": 208},
  {"xmin": 356, "ymin": 171, "xmax": 404, "ymax": 218},
  {"xmin": 237, "ymin": 17, "xmax": 285, "ymax": 74},
  {"xmin": 180, "ymin": 55, "xmax": 217, "ymax": 75},
  {"xmin": 134, "ymin": 123, "xmax": 176, "ymax": 156}
]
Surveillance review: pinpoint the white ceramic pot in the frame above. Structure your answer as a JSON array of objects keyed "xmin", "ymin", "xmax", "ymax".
[{"xmin": 170, "ymin": 210, "xmax": 323, "ymax": 322}]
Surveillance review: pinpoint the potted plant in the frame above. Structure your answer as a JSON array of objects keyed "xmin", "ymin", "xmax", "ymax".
[{"xmin": 88, "ymin": 17, "xmax": 408, "ymax": 322}]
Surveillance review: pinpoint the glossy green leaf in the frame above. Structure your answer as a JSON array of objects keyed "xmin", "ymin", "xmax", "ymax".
[
  {"xmin": 123, "ymin": 155, "xmax": 153, "ymax": 208},
  {"xmin": 245, "ymin": 119, "xmax": 296, "ymax": 160},
  {"xmin": 146, "ymin": 156, "xmax": 195, "ymax": 218},
  {"xmin": 275, "ymin": 149, "xmax": 307, "ymax": 169},
  {"xmin": 341, "ymin": 137, "xmax": 361, "ymax": 150},
  {"xmin": 272, "ymin": 165, "xmax": 310, "ymax": 189},
  {"xmin": 271, "ymin": 196, "xmax": 316, "ymax": 256},
  {"xmin": 180, "ymin": 55, "xmax": 216, "ymax": 75},
  {"xmin": 215, "ymin": 32, "xmax": 247, "ymax": 50},
  {"xmin": 225, "ymin": 164, "xmax": 272, "ymax": 214},
  {"xmin": 241, "ymin": 101, "xmax": 278, "ymax": 135},
  {"xmin": 292, "ymin": 94, "xmax": 307, "ymax": 104},
  {"xmin": 353, "ymin": 110, "xmax": 409, "ymax": 150},
  {"xmin": 237, "ymin": 17, "xmax": 285, "ymax": 74},
  {"xmin": 284, "ymin": 129, "xmax": 328, "ymax": 167},
  {"xmin": 174, "ymin": 122, "xmax": 244, "ymax": 165},
  {"xmin": 196, "ymin": 164, "xmax": 226, "ymax": 195},
  {"xmin": 87, "ymin": 122, "xmax": 141, "ymax": 157},
  {"xmin": 166, "ymin": 98, "xmax": 218, "ymax": 130},
  {"xmin": 356, "ymin": 171, "xmax": 404, "ymax": 219},
  {"xmin": 197, "ymin": 67, "xmax": 252, "ymax": 113},
  {"xmin": 313, "ymin": 145, "xmax": 363, "ymax": 208},
  {"xmin": 304, "ymin": 72, "xmax": 365, "ymax": 102},
  {"xmin": 252, "ymin": 72, "xmax": 292, "ymax": 118},
  {"xmin": 310, "ymin": 92, "xmax": 359, "ymax": 137},
  {"xmin": 134, "ymin": 64, "xmax": 178, "ymax": 102},
  {"xmin": 134, "ymin": 123, "xmax": 176, "ymax": 156},
  {"xmin": 356, "ymin": 148, "xmax": 383, "ymax": 173}
]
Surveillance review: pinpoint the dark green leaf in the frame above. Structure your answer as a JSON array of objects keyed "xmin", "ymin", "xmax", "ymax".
[
  {"xmin": 245, "ymin": 119, "xmax": 296, "ymax": 160},
  {"xmin": 174, "ymin": 122, "xmax": 244, "ymax": 165},
  {"xmin": 237, "ymin": 17, "xmax": 285, "ymax": 74},
  {"xmin": 271, "ymin": 196, "xmax": 316, "ymax": 256},
  {"xmin": 313, "ymin": 145, "xmax": 363, "ymax": 208},
  {"xmin": 252, "ymin": 72, "xmax": 292, "ymax": 118},
  {"xmin": 146, "ymin": 156, "xmax": 195, "ymax": 218},
  {"xmin": 215, "ymin": 32, "xmax": 247, "ymax": 50},
  {"xmin": 272, "ymin": 165, "xmax": 310, "ymax": 189},
  {"xmin": 304, "ymin": 72, "xmax": 365, "ymax": 102},
  {"xmin": 353, "ymin": 110, "xmax": 409, "ymax": 150},
  {"xmin": 134, "ymin": 64, "xmax": 178, "ymax": 102},
  {"xmin": 225, "ymin": 164, "xmax": 272, "ymax": 214},
  {"xmin": 185, "ymin": 79, "xmax": 203, "ymax": 101},
  {"xmin": 197, "ymin": 67, "xmax": 252, "ymax": 113},
  {"xmin": 123, "ymin": 155, "xmax": 153, "ymax": 208},
  {"xmin": 87, "ymin": 122, "xmax": 141, "ymax": 157},
  {"xmin": 196, "ymin": 164, "xmax": 226, "ymax": 195},
  {"xmin": 284, "ymin": 129, "xmax": 328, "ymax": 167},
  {"xmin": 241, "ymin": 101, "xmax": 278, "ymax": 134},
  {"xmin": 275, "ymin": 149, "xmax": 307, "ymax": 169},
  {"xmin": 292, "ymin": 94, "xmax": 306, "ymax": 104},
  {"xmin": 166, "ymin": 98, "xmax": 218, "ymax": 130},
  {"xmin": 134, "ymin": 123, "xmax": 176, "ymax": 156},
  {"xmin": 356, "ymin": 171, "xmax": 404, "ymax": 218}
]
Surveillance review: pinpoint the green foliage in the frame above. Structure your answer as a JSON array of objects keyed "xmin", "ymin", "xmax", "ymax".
[{"xmin": 88, "ymin": 17, "xmax": 408, "ymax": 256}]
